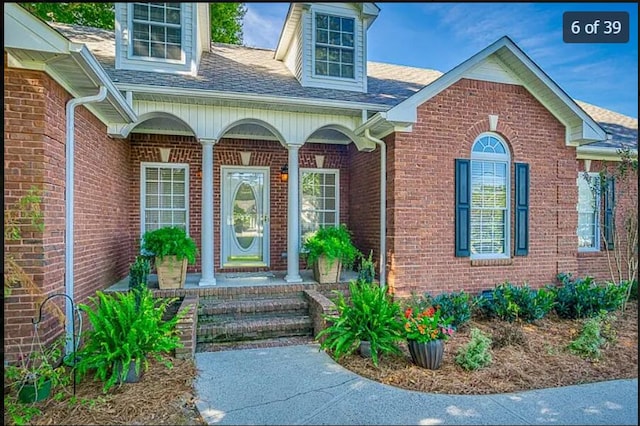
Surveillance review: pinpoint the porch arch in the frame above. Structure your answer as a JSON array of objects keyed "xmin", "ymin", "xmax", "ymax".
[
  {"xmin": 216, "ymin": 118, "xmax": 287, "ymax": 147},
  {"xmin": 118, "ymin": 111, "xmax": 198, "ymax": 138}
]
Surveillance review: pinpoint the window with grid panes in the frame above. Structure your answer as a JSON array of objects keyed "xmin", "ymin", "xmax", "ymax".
[
  {"xmin": 314, "ymin": 13, "xmax": 355, "ymax": 79},
  {"xmin": 470, "ymin": 135, "xmax": 510, "ymax": 258},
  {"xmin": 300, "ymin": 169, "xmax": 339, "ymax": 245},
  {"xmin": 131, "ymin": 3, "xmax": 182, "ymax": 60},
  {"xmin": 576, "ymin": 173, "xmax": 600, "ymax": 251},
  {"xmin": 141, "ymin": 164, "xmax": 188, "ymax": 233}
]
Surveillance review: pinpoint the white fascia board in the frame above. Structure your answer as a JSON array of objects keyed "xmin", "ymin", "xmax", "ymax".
[
  {"xmin": 577, "ymin": 145, "xmax": 638, "ymax": 161},
  {"xmin": 500, "ymin": 39, "xmax": 607, "ymax": 143},
  {"xmin": 115, "ymin": 83, "xmax": 389, "ymax": 113},
  {"xmin": 68, "ymin": 45, "xmax": 137, "ymax": 122},
  {"xmin": 4, "ymin": 3, "xmax": 69, "ymax": 54},
  {"xmin": 274, "ymin": 3, "xmax": 298, "ymax": 60}
]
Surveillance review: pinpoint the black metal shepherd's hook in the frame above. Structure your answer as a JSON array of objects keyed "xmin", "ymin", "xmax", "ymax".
[{"xmin": 32, "ymin": 293, "xmax": 77, "ymax": 396}]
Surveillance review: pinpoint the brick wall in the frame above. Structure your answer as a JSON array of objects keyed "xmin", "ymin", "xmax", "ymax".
[
  {"xmin": 4, "ymin": 62, "xmax": 132, "ymax": 361},
  {"xmin": 386, "ymin": 78, "xmax": 577, "ymax": 297},
  {"xmin": 576, "ymin": 160, "xmax": 638, "ymax": 282},
  {"xmin": 348, "ymin": 143, "xmax": 382, "ymax": 272},
  {"xmin": 130, "ymin": 136, "xmax": 350, "ymax": 273}
]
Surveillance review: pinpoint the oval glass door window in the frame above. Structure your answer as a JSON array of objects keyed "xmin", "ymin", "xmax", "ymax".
[{"xmin": 233, "ymin": 182, "xmax": 258, "ymax": 250}]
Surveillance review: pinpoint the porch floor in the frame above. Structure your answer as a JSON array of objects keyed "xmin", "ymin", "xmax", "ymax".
[{"xmin": 106, "ymin": 269, "xmax": 358, "ymax": 292}]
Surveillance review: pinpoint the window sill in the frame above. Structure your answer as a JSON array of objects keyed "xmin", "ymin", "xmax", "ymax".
[
  {"xmin": 471, "ymin": 258, "xmax": 513, "ymax": 267},
  {"xmin": 577, "ymin": 250, "xmax": 602, "ymax": 258}
]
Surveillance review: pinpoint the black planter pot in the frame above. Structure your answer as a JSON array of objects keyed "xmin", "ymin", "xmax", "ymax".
[
  {"xmin": 115, "ymin": 360, "xmax": 143, "ymax": 384},
  {"xmin": 359, "ymin": 341, "xmax": 372, "ymax": 358},
  {"xmin": 407, "ymin": 339, "xmax": 445, "ymax": 370}
]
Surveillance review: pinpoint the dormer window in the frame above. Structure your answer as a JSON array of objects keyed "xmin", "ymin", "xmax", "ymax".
[
  {"xmin": 314, "ymin": 13, "xmax": 354, "ymax": 79},
  {"xmin": 131, "ymin": 2, "xmax": 182, "ymax": 61}
]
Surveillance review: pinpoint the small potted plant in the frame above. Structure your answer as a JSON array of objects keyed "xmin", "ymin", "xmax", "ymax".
[
  {"xmin": 401, "ymin": 305, "xmax": 455, "ymax": 370},
  {"xmin": 141, "ymin": 226, "xmax": 198, "ymax": 289},
  {"xmin": 302, "ymin": 225, "xmax": 360, "ymax": 284},
  {"xmin": 129, "ymin": 255, "xmax": 151, "ymax": 291},
  {"xmin": 4, "ymin": 337, "xmax": 68, "ymax": 403}
]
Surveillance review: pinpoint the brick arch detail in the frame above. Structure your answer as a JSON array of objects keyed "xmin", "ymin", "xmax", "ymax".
[{"xmin": 462, "ymin": 118, "xmax": 519, "ymax": 158}]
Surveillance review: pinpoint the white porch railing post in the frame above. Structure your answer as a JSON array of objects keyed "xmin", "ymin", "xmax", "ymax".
[
  {"xmin": 199, "ymin": 139, "xmax": 216, "ymax": 286},
  {"xmin": 285, "ymin": 143, "xmax": 303, "ymax": 283}
]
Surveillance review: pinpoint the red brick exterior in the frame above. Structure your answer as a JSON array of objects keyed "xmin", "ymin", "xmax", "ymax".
[
  {"xmin": 5, "ymin": 61, "xmax": 636, "ymax": 359},
  {"xmin": 576, "ymin": 160, "xmax": 638, "ymax": 282},
  {"xmin": 4, "ymin": 62, "xmax": 132, "ymax": 361},
  {"xmin": 129, "ymin": 136, "xmax": 351, "ymax": 272},
  {"xmin": 385, "ymin": 78, "xmax": 581, "ymax": 297}
]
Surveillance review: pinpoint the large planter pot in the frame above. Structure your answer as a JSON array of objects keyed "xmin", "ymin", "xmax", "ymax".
[
  {"xmin": 156, "ymin": 255, "xmax": 187, "ymax": 289},
  {"xmin": 313, "ymin": 255, "xmax": 342, "ymax": 284},
  {"xmin": 18, "ymin": 379, "xmax": 52, "ymax": 403},
  {"xmin": 408, "ymin": 339, "xmax": 445, "ymax": 370}
]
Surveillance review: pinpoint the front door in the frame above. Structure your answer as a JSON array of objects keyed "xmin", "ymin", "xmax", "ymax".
[{"xmin": 221, "ymin": 167, "xmax": 269, "ymax": 267}]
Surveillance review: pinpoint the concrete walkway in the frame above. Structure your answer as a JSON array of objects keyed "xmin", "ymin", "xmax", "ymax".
[{"xmin": 194, "ymin": 344, "xmax": 638, "ymax": 425}]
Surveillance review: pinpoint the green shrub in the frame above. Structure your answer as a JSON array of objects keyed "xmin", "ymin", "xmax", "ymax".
[
  {"xmin": 141, "ymin": 226, "xmax": 198, "ymax": 264},
  {"xmin": 357, "ymin": 250, "xmax": 376, "ymax": 284},
  {"xmin": 75, "ymin": 288, "xmax": 185, "ymax": 393},
  {"xmin": 317, "ymin": 279, "xmax": 403, "ymax": 367},
  {"xmin": 487, "ymin": 282, "xmax": 556, "ymax": 322},
  {"xmin": 128, "ymin": 255, "xmax": 150, "ymax": 291},
  {"xmin": 455, "ymin": 328, "xmax": 493, "ymax": 371},
  {"xmin": 431, "ymin": 291, "xmax": 473, "ymax": 330},
  {"xmin": 567, "ymin": 311, "xmax": 616, "ymax": 360},
  {"xmin": 554, "ymin": 273, "xmax": 627, "ymax": 319}
]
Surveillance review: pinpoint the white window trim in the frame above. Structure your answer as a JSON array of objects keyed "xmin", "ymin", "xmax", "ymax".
[
  {"xmin": 470, "ymin": 132, "xmax": 511, "ymax": 260},
  {"xmin": 127, "ymin": 2, "xmax": 186, "ymax": 65},
  {"xmin": 577, "ymin": 172, "xmax": 601, "ymax": 252},
  {"xmin": 140, "ymin": 162, "xmax": 190, "ymax": 238},
  {"xmin": 311, "ymin": 10, "xmax": 356, "ymax": 81},
  {"xmin": 299, "ymin": 168, "xmax": 340, "ymax": 249}
]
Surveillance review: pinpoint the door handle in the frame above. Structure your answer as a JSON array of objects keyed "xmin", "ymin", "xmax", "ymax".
[{"xmin": 263, "ymin": 215, "xmax": 269, "ymax": 223}]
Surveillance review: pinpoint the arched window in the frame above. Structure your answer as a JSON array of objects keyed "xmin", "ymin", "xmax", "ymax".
[{"xmin": 470, "ymin": 134, "xmax": 510, "ymax": 258}]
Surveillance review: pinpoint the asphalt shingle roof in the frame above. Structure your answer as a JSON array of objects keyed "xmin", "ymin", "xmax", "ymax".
[{"xmin": 51, "ymin": 23, "xmax": 636, "ymax": 150}]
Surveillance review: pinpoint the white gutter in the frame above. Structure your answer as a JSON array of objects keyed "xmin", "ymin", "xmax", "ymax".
[
  {"xmin": 69, "ymin": 44, "xmax": 137, "ymax": 122},
  {"xmin": 363, "ymin": 128, "xmax": 387, "ymax": 289},
  {"xmin": 114, "ymin": 83, "xmax": 389, "ymax": 114},
  {"xmin": 577, "ymin": 145, "xmax": 638, "ymax": 161},
  {"xmin": 65, "ymin": 86, "xmax": 108, "ymax": 356}
]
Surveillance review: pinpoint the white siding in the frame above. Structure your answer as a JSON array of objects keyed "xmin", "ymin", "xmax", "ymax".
[
  {"xmin": 465, "ymin": 55, "xmax": 522, "ymax": 85},
  {"xmin": 299, "ymin": 3, "xmax": 367, "ymax": 93},
  {"xmin": 115, "ymin": 3, "xmax": 198, "ymax": 75},
  {"xmin": 130, "ymin": 100, "xmax": 361, "ymax": 144}
]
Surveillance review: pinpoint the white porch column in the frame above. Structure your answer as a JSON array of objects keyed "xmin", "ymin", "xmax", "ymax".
[
  {"xmin": 285, "ymin": 143, "xmax": 303, "ymax": 283},
  {"xmin": 199, "ymin": 139, "xmax": 216, "ymax": 286}
]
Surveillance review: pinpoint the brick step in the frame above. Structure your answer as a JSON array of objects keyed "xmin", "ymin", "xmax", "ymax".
[
  {"xmin": 198, "ymin": 310, "xmax": 308, "ymax": 325},
  {"xmin": 197, "ymin": 315, "xmax": 313, "ymax": 343},
  {"xmin": 198, "ymin": 295, "xmax": 308, "ymax": 316},
  {"xmin": 196, "ymin": 336, "xmax": 315, "ymax": 353}
]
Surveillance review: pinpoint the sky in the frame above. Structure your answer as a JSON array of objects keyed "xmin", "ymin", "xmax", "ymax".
[{"xmin": 242, "ymin": 2, "xmax": 638, "ymax": 118}]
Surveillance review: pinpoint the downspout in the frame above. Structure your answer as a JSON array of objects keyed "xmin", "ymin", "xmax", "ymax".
[
  {"xmin": 363, "ymin": 128, "xmax": 387, "ymax": 289},
  {"xmin": 65, "ymin": 86, "xmax": 108, "ymax": 356}
]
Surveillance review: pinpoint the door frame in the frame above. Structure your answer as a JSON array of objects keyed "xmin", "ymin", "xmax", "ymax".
[{"xmin": 220, "ymin": 165, "xmax": 270, "ymax": 268}]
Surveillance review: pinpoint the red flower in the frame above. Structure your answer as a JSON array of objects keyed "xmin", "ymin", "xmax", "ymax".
[
  {"xmin": 404, "ymin": 307, "xmax": 413, "ymax": 319},
  {"xmin": 425, "ymin": 306, "xmax": 436, "ymax": 317}
]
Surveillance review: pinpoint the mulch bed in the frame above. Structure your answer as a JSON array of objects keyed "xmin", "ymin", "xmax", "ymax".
[
  {"xmin": 338, "ymin": 301, "xmax": 638, "ymax": 395},
  {"xmin": 7, "ymin": 302, "xmax": 637, "ymax": 425}
]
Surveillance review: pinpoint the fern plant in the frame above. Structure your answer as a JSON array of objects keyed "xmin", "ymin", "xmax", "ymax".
[
  {"xmin": 317, "ymin": 279, "xmax": 403, "ymax": 367},
  {"xmin": 302, "ymin": 224, "xmax": 360, "ymax": 271},
  {"xmin": 141, "ymin": 226, "xmax": 198, "ymax": 264},
  {"xmin": 75, "ymin": 288, "xmax": 185, "ymax": 393},
  {"xmin": 455, "ymin": 328, "xmax": 493, "ymax": 371}
]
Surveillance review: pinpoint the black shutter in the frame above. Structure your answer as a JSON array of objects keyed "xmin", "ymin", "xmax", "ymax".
[
  {"xmin": 603, "ymin": 176, "xmax": 615, "ymax": 250},
  {"xmin": 514, "ymin": 163, "xmax": 530, "ymax": 256},
  {"xmin": 455, "ymin": 159, "xmax": 470, "ymax": 257}
]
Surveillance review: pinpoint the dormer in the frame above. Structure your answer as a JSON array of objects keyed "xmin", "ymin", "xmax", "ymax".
[
  {"xmin": 275, "ymin": 3, "xmax": 379, "ymax": 93},
  {"xmin": 114, "ymin": 2, "xmax": 210, "ymax": 75}
]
